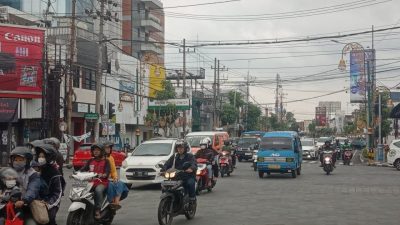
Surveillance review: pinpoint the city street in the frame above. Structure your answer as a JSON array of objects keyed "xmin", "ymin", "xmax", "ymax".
[{"xmin": 57, "ymin": 160, "xmax": 400, "ymax": 225}]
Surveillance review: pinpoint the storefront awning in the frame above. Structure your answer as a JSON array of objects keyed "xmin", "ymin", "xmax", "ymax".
[{"xmin": 390, "ymin": 103, "xmax": 400, "ymax": 118}]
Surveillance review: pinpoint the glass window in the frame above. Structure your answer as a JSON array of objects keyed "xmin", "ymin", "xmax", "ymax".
[
  {"xmin": 132, "ymin": 143, "xmax": 172, "ymax": 156},
  {"xmin": 238, "ymin": 137, "xmax": 258, "ymax": 148},
  {"xmin": 393, "ymin": 141, "xmax": 400, "ymax": 148},
  {"xmin": 81, "ymin": 68, "xmax": 96, "ymax": 91},
  {"xmin": 185, "ymin": 135, "xmax": 213, "ymax": 147},
  {"xmin": 73, "ymin": 67, "xmax": 80, "ymax": 88},
  {"xmin": 261, "ymin": 137, "xmax": 292, "ymax": 150},
  {"xmin": 302, "ymin": 140, "xmax": 314, "ymax": 146}
]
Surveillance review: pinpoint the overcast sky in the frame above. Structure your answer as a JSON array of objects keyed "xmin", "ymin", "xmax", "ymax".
[{"xmin": 162, "ymin": 0, "xmax": 400, "ymax": 120}]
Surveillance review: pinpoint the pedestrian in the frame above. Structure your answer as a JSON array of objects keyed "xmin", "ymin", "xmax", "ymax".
[
  {"xmin": 368, "ymin": 148, "xmax": 375, "ymax": 166},
  {"xmin": 34, "ymin": 144, "xmax": 64, "ymax": 225}
]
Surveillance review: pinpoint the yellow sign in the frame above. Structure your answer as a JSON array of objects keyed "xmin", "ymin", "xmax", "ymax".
[{"xmin": 149, "ymin": 65, "xmax": 166, "ymax": 98}]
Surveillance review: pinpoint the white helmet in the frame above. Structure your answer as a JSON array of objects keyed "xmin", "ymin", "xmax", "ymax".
[{"xmin": 199, "ymin": 137, "xmax": 211, "ymax": 149}]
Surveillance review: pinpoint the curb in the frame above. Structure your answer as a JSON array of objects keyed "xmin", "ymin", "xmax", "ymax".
[{"xmin": 367, "ymin": 162, "xmax": 391, "ymax": 167}]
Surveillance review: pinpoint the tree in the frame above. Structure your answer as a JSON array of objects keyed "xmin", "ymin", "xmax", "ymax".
[
  {"xmin": 155, "ymin": 80, "xmax": 176, "ymax": 100},
  {"xmin": 344, "ymin": 123, "xmax": 356, "ymax": 135},
  {"xmin": 245, "ymin": 103, "xmax": 262, "ymax": 130},
  {"xmin": 228, "ymin": 91, "xmax": 245, "ymax": 109},
  {"xmin": 308, "ymin": 121, "xmax": 316, "ymax": 137},
  {"xmin": 220, "ymin": 103, "xmax": 237, "ymax": 125}
]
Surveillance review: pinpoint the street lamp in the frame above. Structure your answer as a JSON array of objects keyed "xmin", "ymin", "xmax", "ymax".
[
  {"xmin": 135, "ymin": 128, "xmax": 140, "ymax": 147},
  {"xmin": 335, "ymin": 41, "xmax": 373, "ymax": 152}
]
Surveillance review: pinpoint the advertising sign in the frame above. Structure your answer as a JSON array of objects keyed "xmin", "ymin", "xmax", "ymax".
[
  {"xmin": 0, "ymin": 98, "xmax": 18, "ymax": 122},
  {"xmin": 0, "ymin": 25, "xmax": 45, "ymax": 98},
  {"xmin": 349, "ymin": 50, "xmax": 366, "ymax": 103},
  {"xmin": 315, "ymin": 107, "xmax": 327, "ymax": 127},
  {"xmin": 119, "ymin": 80, "xmax": 135, "ymax": 102},
  {"xmin": 148, "ymin": 99, "xmax": 190, "ymax": 110},
  {"xmin": 148, "ymin": 65, "xmax": 166, "ymax": 98}
]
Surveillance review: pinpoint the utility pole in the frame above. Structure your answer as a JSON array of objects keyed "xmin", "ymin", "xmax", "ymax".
[
  {"xmin": 216, "ymin": 60, "xmax": 228, "ymax": 127},
  {"xmin": 212, "ymin": 58, "xmax": 217, "ymax": 129},
  {"xmin": 275, "ymin": 74, "xmax": 280, "ymax": 120},
  {"xmin": 182, "ymin": 39, "xmax": 187, "ymax": 137},
  {"xmin": 66, "ymin": 0, "xmax": 76, "ymax": 164},
  {"xmin": 245, "ymin": 69, "xmax": 250, "ymax": 131},
  {"xmin": 94, "ymin": 0, "xmax": 105, "ymax": 142}
]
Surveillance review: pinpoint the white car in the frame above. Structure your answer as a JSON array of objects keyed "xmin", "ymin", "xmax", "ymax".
[
  {"xmin": 316, "ymin": 137, "xmax": 333, "ymax": 150},
  {"xmin": 301, "ymin": 139, "xmax": 318, "ymax": 160},
  {"xmin": 387, "ymin": 139, "xmax": 400, "ymax": 170},
  {"xmin": 120, "ymin": 138, "xmax": 189, "ymax": 188}
]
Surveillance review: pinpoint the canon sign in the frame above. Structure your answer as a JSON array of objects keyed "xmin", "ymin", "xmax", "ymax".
[{"xmin": 4, "ymin": 32, "xmax": 41, "ymax": 44}]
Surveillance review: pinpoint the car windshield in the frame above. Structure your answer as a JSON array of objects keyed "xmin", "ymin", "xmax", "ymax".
[
  {"xmin": 185, "ymin": 136, "xmax": 213, "ymax": 147},
  {"xmin": 132, "ymin": 143, "xmax": 172, "ymax": 156},
  {"xmin": 261, "ymin": 137, "xmax": 292, "ymax": 150},
  {"xmin": 317, "ymin": 137, "xmax": 331, "ymax": 142},
  {"xmin": 238, "ymin": 137, "xmax": 258, "ymax": 148},
  {"xmin": 302, "ymin": 140, "xmax": 314, "ymax": 146}
]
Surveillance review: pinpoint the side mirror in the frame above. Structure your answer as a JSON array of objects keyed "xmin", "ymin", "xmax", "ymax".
[{"xmin": 157, "ymin": 163, "xmax": 164, "ymax": 169}]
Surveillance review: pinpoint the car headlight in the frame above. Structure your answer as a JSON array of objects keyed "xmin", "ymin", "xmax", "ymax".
[
  {"xmin": 155, "ymin": 160, "xmax": 166, "ymax": 169},
  {"xmin": 122, "ymin": 160, "xmax": 128, "ymax": 169},
  {"xmin": 257, "ymin": 157, "xmax": 264, "ymax": 162},
  {"xmin": 286, "ymin": 158, "xmax": 294, "ymax": 162}
]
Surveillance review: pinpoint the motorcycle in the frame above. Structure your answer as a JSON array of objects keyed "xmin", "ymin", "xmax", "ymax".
[
  {"xmin": 252, "ymin": 149, "xmax": 259, "ymax": 171},
  {"xmin": 195, "ymin": 158, "xmax": 216, "ymax": 195},
  {"xmin": 158, "ymin": 168, "xmax": 197, "ymax": 225},
  {"xmin": 219, "ymin": 150, "xmax": 234, "ymax": 177},
  {"xmin": 0, "ymin": 188, "xmax": 25, "ymax": 225},
  {"xmin": 322, "ymin": 150, "xmax": 334, "ymax": 175},
  {"xmin": 342, "ymin": 149, "xmax": 353, "ymax": 165},
  {"xmin": 67, "ymin": 172, "xmax": 115, "ymax": 225}
]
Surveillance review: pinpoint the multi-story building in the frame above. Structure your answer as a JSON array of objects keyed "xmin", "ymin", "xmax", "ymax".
[{"xmin": 122, "ymin": 0, "xmax": 164, "ymax": 65}]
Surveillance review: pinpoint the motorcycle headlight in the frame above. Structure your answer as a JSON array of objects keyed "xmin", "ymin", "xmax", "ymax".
[
  {"xmin": 165, "ymin": 171, "xmax": 176, "ymax": 179},
  {"xmin": 122, "ymin": 160, "xmax": 128, "ymax": 169},
  {"xmin": 324, "ymin": 157, "xmax": 331, "ymax": 162},
  {"xmin": 196, "ymin": 170, "xmax": 201, "ymax": 175}
]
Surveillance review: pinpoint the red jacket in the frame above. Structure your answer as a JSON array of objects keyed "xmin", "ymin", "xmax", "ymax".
[{"xmin": 81, "ymin": 158, "xmax": 110, "ymax": 187}]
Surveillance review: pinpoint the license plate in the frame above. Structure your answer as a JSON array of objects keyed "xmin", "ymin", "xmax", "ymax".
[
  {"xmin": 162, "ymin": 180, "xmax": 178, "ymax": 186},
  {"xmin": 134, "ymin": 171, "xmax": 148, "ymax": 177},
  {"xmin": 245, "ymin": 153, "xmax": 252, "ymax": 155},
  {"xmin": 268, "ymin": 164, "xmax": 281, "ymax": 169}
]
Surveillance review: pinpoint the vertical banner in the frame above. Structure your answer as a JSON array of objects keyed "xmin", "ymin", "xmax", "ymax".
[
  {"xmin": 315, "ymin": 107, "xmax": 327, "ymax": 127},
  {"xmin": 148, "ymin": 65, "xmax": 166, "ymax": 98},
  {"xmin": 0, "ymin": 98, "xmax": 18, "ymax": 122},
  {"xmin": 0, "ymin": 25, "xmax": 45, "ymax": 98},
  {"xmin": 349, "ymin": 50, "xmax": 366, "ymax": 103}
]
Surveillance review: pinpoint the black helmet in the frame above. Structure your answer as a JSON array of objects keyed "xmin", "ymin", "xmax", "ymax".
[
  {"xmin": 91, "ymin": 143, "xmax": 105, "ymax": 157},
  {"xmin": 34, "ymin": 143, "xmax": 57, "ymax": 164},
  {"xmin": 10, "ymin": 146, "xmax": 33, "ymax": 169},
  {"xmin": 27, "ymin": 139, "xmax": 44, "ymax": 148},
  {"xmin": 43, "ymin": 137, "xmax": 60, "ymax": 150},
  {"xmin": 325, "ymin": 140, "xmax": 331, "ymax": 145}
]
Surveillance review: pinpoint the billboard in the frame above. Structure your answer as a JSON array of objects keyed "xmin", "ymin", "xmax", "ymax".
[
  {"xmin": 0, "ymin": 24, "xmax": 45, "ymax": 98},
  {"xmin": 349, "ymin": 50, "xmax": 366, "ymax": 103},
  {"xmin": 148, "ymin": 65, "xmax": 166, "ymax": 98},
  {"xmin": 148, "ymin": 99, "xmax": 190, "ymax": 110},
  {"xmin": 166, "ymin": 68, "xmax": 205, "ymax": 80},
  {"xmin": 315, "ymin": 107, "xmax": 327, "ymax": 127}
]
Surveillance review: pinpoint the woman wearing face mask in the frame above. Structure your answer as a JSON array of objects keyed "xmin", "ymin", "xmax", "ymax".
[
  {"xmin": 0, "ymin": 167, "xmax": 22, "ymax": 225},
  {"xmin": 34, "ymin": 144, "xmax": 64, "ymax": 225},
  {"xmin": 9, "ymin": 146, "xmax": 41, "ymax": 225},
  {"xmin": 103, "ymin": 142, "xmax": 129, "ymax": 210}
]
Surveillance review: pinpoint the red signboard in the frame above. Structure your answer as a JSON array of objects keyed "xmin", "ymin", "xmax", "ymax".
[
  {"xmin": 315, "ymin": 107, "xmax": 327, "ymax": 127},
  {"xmin": 0, "ymin": 25, "xmax": 45, "ymax": 98}
]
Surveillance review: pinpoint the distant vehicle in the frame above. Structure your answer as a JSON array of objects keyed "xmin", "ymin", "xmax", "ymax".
[
  {"xmin": 257, "ymin": 131, "xmax": 302, "ymax": 178},
  {"xmin": 316, "ymin": 137, "xmax": 333, "ymax": 150},
  {"xmin": 301, "ymin": 139, "xmax": 318, "ymax": 160},
  {"xmin": 236, "ymin": 136, "xmax": 259, "ymax": 162},
  {"xmin": 351, "ymin": 138, "xmax": 366, "ymax": 150},
  {"xmin": 120, "ymin": 138, "xmax": 190, "ymax": 188},
  {"xmin": 241, "ymin": 131, "xmax": 266, "ymax": 138},
  {"xmin": 72, "ymin": 143, "xmax": 126, "ymax": 170},
  {"xmin": 185, "ymin": 131, "xmax": 229, "ymax": 154},
  {"xmin": 387, "ymin": 139, "xmax": 400, "ymax": 170}
]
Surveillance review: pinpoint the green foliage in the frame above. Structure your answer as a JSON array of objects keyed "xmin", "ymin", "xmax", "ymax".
[
  {"xmin": 246, "ymin": 103, "xmax": 262, "ymax": 130},
  {"xmin": 308, "ymin": 121, "xmax": 316, "ymax": 136},
  {"xmin": 155, "ymin": 80, "xmax": 176, "ymax": 100},
  {"xmin": 344, "ymin": 123, "xmax": 356, "ymax": 135},
  {"xmin": 220, "ymin": 104, "xmax": 237, "ymax": 125},
  {"xmin": 228, "ymin": 91, "xmax": 245, "ymax": 108}
]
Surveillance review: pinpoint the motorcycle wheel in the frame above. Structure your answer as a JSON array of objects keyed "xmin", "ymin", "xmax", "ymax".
[
  {"xmin": 326, "ymin": 170, "xmax": 331, "ymax": 175},
  {"xmin": 296, "ymin": 166, "xmax": 301, "ymax": 175},
  {"xmin": 66, "ymin": 209, "xmax": 85, "ymax": 225},
  {"xmin": 184, "ymin": 200, "xmax": 197, "ymax": 220},
  {"xmin": 258, "ymin": 171, "xmax": 264, "ymax": 178},
  {"xmin": 158, "ymin": 197, "xmax": 173, "ymax": 225},
  {"xmin": 220, "ymin": 167, "xmax": 226, "ymax": 178},
  {"xmin": 291, "ymin": 170, "xmax": 297, "ymax": 178},
  {"xmin": 253, "ymin": 163, "xmax": 257, "ymax": 171}
]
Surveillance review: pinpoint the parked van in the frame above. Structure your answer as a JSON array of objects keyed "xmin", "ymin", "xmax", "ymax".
[
  {"xmin": 185, "ymin": 131, "xmax": 229, "ymax": 154},
  {"xmin": 256, "ymin": 131, "xmax": 302, "ymax": 178}
]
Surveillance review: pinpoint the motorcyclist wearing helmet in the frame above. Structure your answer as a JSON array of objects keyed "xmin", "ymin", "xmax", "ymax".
[
  {"xmin": 43, "ymin": 137, "xmax": 64, "ymax": 176},
  {"xmin": 195, "ymin": 137, "xmax": 216, "ymax": 185},
  {"xmin": 221, "ymin": 140, "xmax": 235, "ymax": 168},
  {"xmin": 162, "ymin": 140, "xmax": 197, "ymax": 202},
  {"xmin": 80, "ymin": 143, "xmax": 111, "ymax": 219},
  {"xmin": 9, "ymin": 146, "xmax": 41, "ymax": 224},
  {"xmin": 103, "ymin": 141, "xmax": 129, "ymax": 210},
  {"xmin": 34, "ymin": 144, "xmax": 64, "ymax": 225},
  {"xmin": 320, "ymin": 140, "xmax": 337, "ymax": 167},
  {"xmin": 340, "ymin": 139, "xmax": 352, "ymax": 159}
]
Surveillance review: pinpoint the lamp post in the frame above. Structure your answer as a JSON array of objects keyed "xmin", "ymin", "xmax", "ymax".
[
  {"xmin": 335, "ymin": 42, "xmax": 372, "ymax": 151},
  {"xmin": 135, "ymin": 128, "xmax": 140, "ymax": 147}
]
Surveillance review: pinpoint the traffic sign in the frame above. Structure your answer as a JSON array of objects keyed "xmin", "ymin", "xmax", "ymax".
[{"xmin": 84, "ymin": 113, "xmax": 99, "ymax": 120}]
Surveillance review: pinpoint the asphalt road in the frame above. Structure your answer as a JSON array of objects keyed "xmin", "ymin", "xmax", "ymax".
[{"xmin": 57, "ymin": 159, "xmax": 400, "ymax": 225}]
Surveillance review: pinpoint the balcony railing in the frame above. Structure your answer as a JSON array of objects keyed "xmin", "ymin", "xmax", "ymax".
[{"xmin": 142, "ymin": 0, "xmax": 163, "ymax": 9}]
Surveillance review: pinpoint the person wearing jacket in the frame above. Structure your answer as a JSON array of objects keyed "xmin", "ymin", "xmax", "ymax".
[
  {"xmin": 0, "ymin": 167, "xmax": 22, "ymax": 225},
  {"xmin": 103, "ymin": 141, "xmax": 128, "ymax": 210},
  {"xmin": 162, "ymin": 140, "xmax": 197, "ymax": 202},
  {"xmin": 34, "ymin": 144, "xmax": 63, "ymax": 225},
  {"xmin": 43, "ymin": 137, "xmax": 64, "ymax": 176},
  {"xmin": 80, "ymin": 143, "xmax": 110, "ymax": 219},
  {"xmin": 195, "ymin": 137, "xmax": 215, "ymax": 186},
  {"xmin": 9, "ymin": 146, "xmax": 41, "ymax": 225}
]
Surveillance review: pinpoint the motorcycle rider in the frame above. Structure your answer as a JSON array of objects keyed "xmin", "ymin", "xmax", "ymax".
[
  {"xmin": 0, "ymin": 168, "xmax": 22, "ymax": 225},
  {"xmin": 43, "ymin": 137, "xmax": 64, "ymax": 176},
  {"xmin": 9, "ymin": 146, "xmax": 41, "ymax": 225},
  {"xmin": 195, "ymin": 138, "xmax": 216, "ymax": 186},
  {"xmin": 34, "ymin": 143, "xmax": 64, "ymax": 225},
  {"xmin": 162, "ymin": 140, "xmax": 197, "ymax": 202},
  {"xmin": 80, "ymin": 143, "xmax": 111, "ymax": 219},
  {"xmin": 221, "ymin": 140, "xmax": 235, "ymax": 168},
  {"xmin": 319, "ymin": 141, "xmax": 337, "ymax": 167}
]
